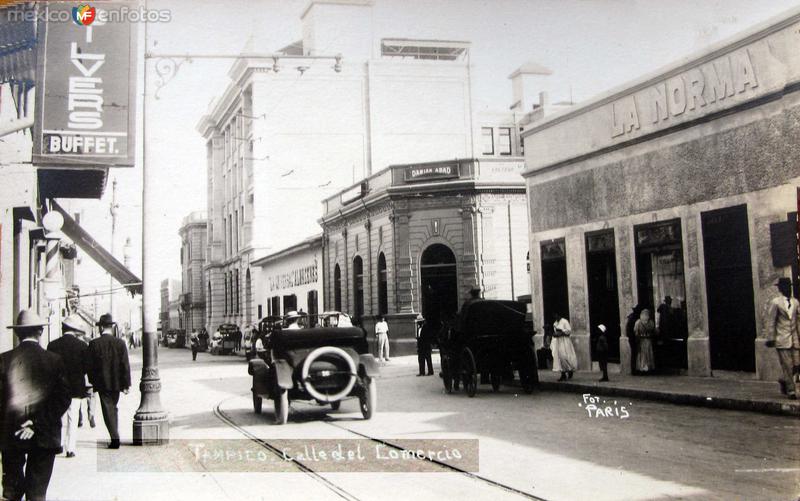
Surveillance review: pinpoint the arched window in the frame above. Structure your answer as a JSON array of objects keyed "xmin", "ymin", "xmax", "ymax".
[
  {"xmin": 377, "ymin": 252, "xmax": 388, "ymax": 315},
  {"xmin": 223, "ymin": 274, "xmax": 228, "ymax": 315},
  {"xmin": 235, "ymin": 269, "xmax": 240, "ymax": 314},
  {"xmin": 334, "ymin": 264, "xmax": 342, "ymax": 311},
  {"xmin": 245, "ymin": 269, "xmax": 252, "ymax": 323},
  {"xmin": 353, "ymin": 256, "xmax": 364, "ymax": 321}
]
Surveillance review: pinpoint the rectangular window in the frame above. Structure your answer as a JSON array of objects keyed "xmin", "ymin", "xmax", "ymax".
[
  {"xmin": 481, "ymin": 127, "xmax": 494, "ymax": 155},
  {"xmin": 498, "ymin": 127, "xmax": 512, "ymax": 155},
  {"xmin": 234, "ymin": 210, "xmax": 239, "ymax": 255},
  {"xmin": 519, "ymin": 127, "xmax": 525, "ymax": 155}
]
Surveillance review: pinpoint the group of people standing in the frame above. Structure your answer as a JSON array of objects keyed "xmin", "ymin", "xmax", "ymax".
[{"xmin": 0, "ymin": 310, "xmax": 131, "ymax": 500}]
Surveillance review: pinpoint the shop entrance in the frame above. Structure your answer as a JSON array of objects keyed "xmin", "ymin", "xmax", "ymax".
[
  {"xmin": 420, "ymin": 244, "xmax": 458, "ymax": 327},
  {"xmin": 586, "ymin": 230, "xmax": 620, "ymax": 363},
  {"xmin": 540, "ymin": 239, "xmax": 569, "ymax": 326},
  {"xmin": 635, "ymin": 220, "xmax": 688, "ymax": 371},
  {"xmin": 702, "ymin": 205, "xmax": 756, "ymax": 372}
]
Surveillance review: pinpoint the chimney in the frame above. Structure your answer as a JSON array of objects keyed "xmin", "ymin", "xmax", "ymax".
[{"xmin": 509, "ymin": 61, "xmax": 553, "ymax": 112}]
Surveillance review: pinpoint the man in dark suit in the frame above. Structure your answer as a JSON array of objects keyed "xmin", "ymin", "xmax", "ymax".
[
  {"xmin": 1, "ymin": 309, "xmax": 71, "ymax": 501},
  {"xmin": 86, "ymin": 314, "xmax": 131, "ymax": 449},
  {"xmin": 47, "ymin": 314, "xmax": 89, "ymax": 457}
]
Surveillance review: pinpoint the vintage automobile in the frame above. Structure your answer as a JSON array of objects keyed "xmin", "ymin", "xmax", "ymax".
[
  {"xmin": 439, "ymin": 299, "xmax": 538, "ymax": 397},
  {"xmin": 210, "ymin": 323, "xmax": 239, "ymax": 355},
  {"xmin": 248, "ymin": 315, "xmax": 379, "ymax": 424}
]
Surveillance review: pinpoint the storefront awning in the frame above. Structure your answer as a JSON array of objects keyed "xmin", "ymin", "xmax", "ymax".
[{"xmin": 51, "ymin": 200, "xmax": 142, "ymax": 296}]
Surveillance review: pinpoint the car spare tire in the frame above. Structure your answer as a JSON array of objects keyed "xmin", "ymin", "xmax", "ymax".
[{"xmin": 301, "ymin": 346, "xmax": 357, "ymax": 403}]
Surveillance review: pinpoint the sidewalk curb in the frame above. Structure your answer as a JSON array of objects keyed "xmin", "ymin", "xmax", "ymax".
[{"xmin": 537, "ymin": 380, "xmax": 800, "ymax": 418}]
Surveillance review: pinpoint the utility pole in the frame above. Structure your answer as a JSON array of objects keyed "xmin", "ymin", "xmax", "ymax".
[{"xmin": 109, "ymin": 178, "xmax": 119, "ymax": 320}]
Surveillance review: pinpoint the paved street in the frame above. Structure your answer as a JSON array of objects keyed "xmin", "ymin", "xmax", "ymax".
[{"xmin": 41, "ymin": 347, "xmax": 799, "ymax": 501}]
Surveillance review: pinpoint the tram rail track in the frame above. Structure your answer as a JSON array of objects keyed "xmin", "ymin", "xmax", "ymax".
[{"xmin": 212, "ymin": 395, "xmax": 549, "ymax": 501}]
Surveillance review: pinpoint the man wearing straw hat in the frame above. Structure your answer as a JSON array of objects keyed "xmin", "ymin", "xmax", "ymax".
[
  {"xmin": 1, "ymin": 309, "xmax": 71, "ymax": 501},
  {"xmin": 47, "ymin": 314, "xmax": 90, "ymax": 458}
]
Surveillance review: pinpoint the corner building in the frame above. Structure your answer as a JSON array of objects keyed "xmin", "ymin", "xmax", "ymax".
[
  {"xmin": 321, "ymin": 157, "xmax": 530, "ymax": 355},
  {"xmin": 522, "ymin": 8, "xmax": 800, "ymax": 380}
]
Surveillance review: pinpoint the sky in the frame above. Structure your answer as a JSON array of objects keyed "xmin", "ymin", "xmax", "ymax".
[{"xmin": 84, "ymin": 0, "xmax": 800, "ymax": 318}]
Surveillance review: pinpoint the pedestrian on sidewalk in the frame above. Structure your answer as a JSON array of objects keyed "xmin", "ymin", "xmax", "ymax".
[
  {"xmin": 75, "ymin": 330, "xmax": 96, "ymax": 429},
  {"xmin": 375, "ymin": 316, "xmax": 390, "ymax": 362},
  {"xmin": 634, "ymin": 309, "xmax": 656, "ymax": 374},
  {"xmin": 86, "ymin": 314, "xmax": 131, "ymax": 449},
  {"xmin": 595, "ymin": 324, "xmax": 610, "ymax": 382},
  {"xmin": 765, "ymin": 277, "xmax": 800, "ymax": 399},
  {"xmin": 190, "ymin": 330, "xmax": 200, "ymax": 361},
  {"xmin": 551, "ymin": 313, "xmax": 577, "ymax": 381},
  {"xmin": 47, "ymin": 315, "xmax": 90, "ymax": 458},
  {"xmin": 1, "ymin": 310, "xmax": 71, "ymax": 501},
  {"xmin": 415, "ymin": 314, "xmax": 434, "ymax": 376}
]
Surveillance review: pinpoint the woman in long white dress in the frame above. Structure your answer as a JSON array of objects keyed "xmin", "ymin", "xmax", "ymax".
[
  {"xmin": 551, "ymin": 314, "xmax": 578, "ymax": 381},
  {"xmin": 634, "ymin": 309, "xmax": 656, "ymax": 373}
]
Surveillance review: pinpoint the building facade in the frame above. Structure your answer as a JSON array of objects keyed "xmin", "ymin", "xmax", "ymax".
[
  {"xmin": 252, "ymin": 235, "xmax": 323, "ymax": 322},
  {"xmin": 321, "ymin": 156, "xmax": 530, "ymax": 355},
  {"xmin": 522, "ymin": 9, "xmax": 800, "ymax": 380},
  {"xmin": 159, "ymin": 278, "xmax": 181, "ymax": 333},
  {"xmin": 197, "ymin": 0, "xmax": 494, "ymax": 335},
  {"xmin": 179, "ymin": 211, "xmax": 208, "ymax": 333}
]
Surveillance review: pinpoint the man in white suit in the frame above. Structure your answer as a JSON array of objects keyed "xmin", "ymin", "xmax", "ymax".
[{"xmin": 765, "ymin": 277, "xmax": 800, "ymax": 399}]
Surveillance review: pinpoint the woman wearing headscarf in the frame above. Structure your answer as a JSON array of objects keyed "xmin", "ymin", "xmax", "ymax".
[
  {"xmin": 551, "ymin": 313, "xmax": 578, "ymax": 381},
  {"xmin": 634, "ymin": 308, "xmax": 656, "ymax": 374}
]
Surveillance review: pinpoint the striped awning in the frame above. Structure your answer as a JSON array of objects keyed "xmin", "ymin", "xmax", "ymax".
[{"xmin": 50, "ymin": 199, "xmax": 143, "ymax": 296}]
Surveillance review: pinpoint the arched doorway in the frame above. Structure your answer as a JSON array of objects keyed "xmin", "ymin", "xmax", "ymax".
[
  {"xmin": 334, "ymin": 264, "xmax": 342, "ymax": 311},
  {"xmin": 420, "ymin": 244, "xmax": 458, "ymax": 327},
  {"xmin": 352, "ymin": 256, "xmax": 364, "ymax": 322}
]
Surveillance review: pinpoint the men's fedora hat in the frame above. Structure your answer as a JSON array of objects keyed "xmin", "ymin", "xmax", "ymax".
[
  {"xmin": 96, "ymin": 313, "xmax": 116, "ymax": 327},
  {"xmin": 7, "ymin": 309, "xmax": 47, "ymax": 329},
  {"xmin": 62, "ymin": 314, "xmax": 86, "ymax": 333}
]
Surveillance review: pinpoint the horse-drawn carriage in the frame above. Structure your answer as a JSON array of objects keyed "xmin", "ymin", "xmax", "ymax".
[
  {"xmin": 248, "ymin": 313, "xmax": 380, "ymax": 424},
  {"xmin": 439, "ymin": 299, "xmax": 538, "ymax": 397}
]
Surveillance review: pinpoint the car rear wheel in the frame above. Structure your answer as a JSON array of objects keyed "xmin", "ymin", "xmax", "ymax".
[
  {"xmin": 359, "ymin": 378, "xmax": 376, "ymax": 419},
  {"xmin": 274, "ymin": 388, "xmax": 289, "ymax": 425},
  {"xmin": 253, "ymin": 392, "xmax": 262, "ymax": 414}
]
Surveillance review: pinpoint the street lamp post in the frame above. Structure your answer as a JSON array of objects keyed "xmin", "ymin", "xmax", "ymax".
[{"xmin": 133, "ymin": 14, "xmax": 169, "ymax": 445}]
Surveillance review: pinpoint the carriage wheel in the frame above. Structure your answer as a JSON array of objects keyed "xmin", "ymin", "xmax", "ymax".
[
  {"xmin": 461, "ymin": 348, "xmax": 477, "ymax": 398},
  {"xmin": 441, "ymin": 356, "xmax": 453, "ymax": 393},
  {"xmin": 253, "ymin": 391, "xmax": 263, "ymax": 414},
  {"xmin": 359, "ymin": 378, "xmax": 377, "ymax": 420},
  {"xmin": 274, "ymin": 388, "xmax": 289, "ymax": 425}
]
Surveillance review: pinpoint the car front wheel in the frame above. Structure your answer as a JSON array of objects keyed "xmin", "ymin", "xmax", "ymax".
[
  {"xmin": 359, "ymin": 378, "xmax": 377, "ymax": 420},
  {"xmin": 274, "ymin": 388, "xmax": 289, "ymax": 425}
]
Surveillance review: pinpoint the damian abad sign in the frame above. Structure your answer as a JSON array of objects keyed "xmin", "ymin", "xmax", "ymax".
[
  {"xmin": 33, "ymin": 3, "xmax": 137, "ymax": 167},
  {"xmin": 404, "ymin": 164, "xmax": 459, "ymax": 182}
]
